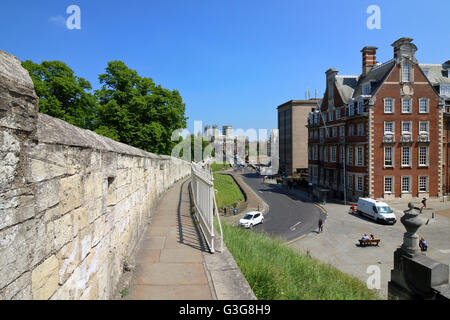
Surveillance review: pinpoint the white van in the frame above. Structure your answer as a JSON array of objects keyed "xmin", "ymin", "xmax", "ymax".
[{"xmin": 357, "ymin": 198, "xmax": 397, "ymax": 225}]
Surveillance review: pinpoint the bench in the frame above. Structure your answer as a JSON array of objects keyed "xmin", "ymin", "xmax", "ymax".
[{"xmin": 359, "ymin": 239, "xmax": 380, "ymax": 247}]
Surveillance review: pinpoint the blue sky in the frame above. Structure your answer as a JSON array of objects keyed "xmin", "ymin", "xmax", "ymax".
[{"xmin": 1, "ymin": 0, "xmax": 449, "ymax": 136}]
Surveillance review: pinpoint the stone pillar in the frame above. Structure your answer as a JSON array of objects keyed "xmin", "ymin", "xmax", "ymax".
[{"xmin": 388, "ymin": 203, "xmax": 450, "ymax": 300}]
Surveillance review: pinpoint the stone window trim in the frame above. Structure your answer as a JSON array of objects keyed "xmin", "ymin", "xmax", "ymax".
[
  {"xmin": 401, "ymin": 175, "xmax": 412, "ymax": 194},
  {"xmin": 418, "ymin": 175, "xmax": 429, "ymax": 193},
  {"xmin": 401, "ymin": 146, "xmax": 411, "ymax": 168},
  {"xmin": 384, "ymin": 121, "xmax": 395, "ymax": 134},
  {"xmin": 384, "ymin": 176, "xmax": 394, "ymax": 194},
  {"xmin": 418, "ymin": 145, "xmax": 429, "ymax": 167},
  {"xmin": 356, "ymin": 175, "xmax": 364, "ymax": 192},
  {"xmin": 401, "ymin": 61, "xmax": 414, "ymax": 84},
  {"xmin": 401, "ymin": 120, "xmax": 412, "ymax": 134},
  {"xmin": 384, "ymin": 97, "xmax": 395, "ymax": 114},
  {"xmin": 401, "ymin": 97, "xmax": 413, "ymax": 114},
  {"xmin": 384, "ymin": 145, "xmax": 394, "ymax": 168},
  {"xmin": 419, "ymin": 121, "xmax": 429, "ymax": 134},
  {"xmin": 418, "ymin": 98, "xmax": 430, "ymax": 114},
  {"xmin": 356, "ymin": 146, "xmax": 364, "ymax": 167}
]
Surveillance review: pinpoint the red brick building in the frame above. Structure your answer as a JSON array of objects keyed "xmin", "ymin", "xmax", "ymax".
[{"xmin": 308, "ymin": 38, "xmax": 444, "ymax": 202}]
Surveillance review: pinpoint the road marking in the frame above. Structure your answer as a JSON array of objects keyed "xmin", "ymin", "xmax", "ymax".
[
  {"xmin": 439, "ymin": 249, "xmax": 450, "ymax": 254},
  {"xmin": 289, "ymin": 221, "xmax": 302, "ymax": 231},
  {"xmin": 285, "ymin": 234, "xmax": 307, "ymax": 245}
]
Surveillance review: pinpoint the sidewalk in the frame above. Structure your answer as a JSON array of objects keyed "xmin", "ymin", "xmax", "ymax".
[{"xmin": 124, "ymin": 178, "xmax": 256, "ymax": 300}]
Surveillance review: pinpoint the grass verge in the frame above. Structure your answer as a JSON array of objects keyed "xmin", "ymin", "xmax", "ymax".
[
  {"xmin": 213, "ymin": 173, "xmax": 244, "ymax": 208},
  {"xmin": 219, "ymin": 221, "xmax": 381, "ymax": 300},
  {"xmin": 211, "ymin": 162, "xmax": 231, "ymax": 172}
]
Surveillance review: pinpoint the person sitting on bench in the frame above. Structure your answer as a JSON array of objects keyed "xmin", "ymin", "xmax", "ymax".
[
  {"xmin": 419, "ymin": 237, "xmax": 428, "ymax": 252},
  {"xmin": 370, "ymin": 234, "xmax": 375, "ymax": 240},
  {"xmin": 361, "ymin": 234, "xmax": 370, "ymax": 241}
]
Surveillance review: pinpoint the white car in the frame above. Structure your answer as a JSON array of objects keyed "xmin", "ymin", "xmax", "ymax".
[{"xmin": 239, "ymin": 211, "xmax": 264, "ymax": 229}]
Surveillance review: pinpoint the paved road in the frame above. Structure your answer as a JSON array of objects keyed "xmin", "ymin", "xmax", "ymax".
[{"xmin": 237, "ymin": 169, "xmax": 325, "ymax": 242}]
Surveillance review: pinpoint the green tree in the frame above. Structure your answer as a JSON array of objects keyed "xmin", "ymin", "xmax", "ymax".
[
  {"xmin": 95, "ymin": 61, "xmax": 188, "ymax": 154},
  {"xmin": 21, "ymin": 60, "xmax": 98, "ymax": 130}
]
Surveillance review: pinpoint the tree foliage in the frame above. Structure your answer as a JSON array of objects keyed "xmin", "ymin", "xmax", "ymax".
[
  {"xmin": 95, "ymin": 61, "xmax": 188, "ymax": 154},
  {"xmin": 22, "ymin": 60, "xmax": 98, "ymax": 130},
  {"xmin": 22, "ymin": 59, "xmax": 188, "ymax": 156}
]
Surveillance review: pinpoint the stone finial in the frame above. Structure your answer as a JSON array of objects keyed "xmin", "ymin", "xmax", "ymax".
[{"xmin": 400, "ymin": 202, "xmax": 426, "ymax": 256}]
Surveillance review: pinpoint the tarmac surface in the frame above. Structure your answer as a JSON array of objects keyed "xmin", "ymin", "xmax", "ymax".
[{"xmin": 287, "ymin": 192, "xmax": 450, "ymax": 299}]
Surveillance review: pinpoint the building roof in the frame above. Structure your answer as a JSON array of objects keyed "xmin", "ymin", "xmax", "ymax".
[
  {"xmin": 277, "ymin": 99, "xmax": 322, "ymax": 109},
  {"xmin": 420, "ymin": 63, "xmax": 450, "ymax": 85},
  {"xmin": 335, "ymin": 75, "xmax": 359, "ymax": 102},
  {"xmin": 352, "ymin": 59, "xmax": 396, "ymax": 98}
]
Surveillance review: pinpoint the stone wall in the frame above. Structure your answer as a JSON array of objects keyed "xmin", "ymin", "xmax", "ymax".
[{"xmin": 0, "ymin": 50, "xmax": 190, "ymax": 300}]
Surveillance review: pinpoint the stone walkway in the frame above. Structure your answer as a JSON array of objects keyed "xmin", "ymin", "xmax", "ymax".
[{"xmin": 125, "ymin": 179, "xmax": 213, "ymax": 300}]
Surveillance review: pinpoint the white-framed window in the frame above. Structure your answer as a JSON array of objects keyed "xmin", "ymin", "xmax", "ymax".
[
  {"xmin": 348, "ymin": 146, "xmax": 353, "ymax": 166},
  {"xmin": 419, "ymin": 176, "xmax": 428, "ymax": 193},
  {"xmin": 419, "ymin": 98, "xmax": 429, "ymax": 113},
  {"xmin": 324, "ymin": 146, "xmax": 328, "ymax": 162},
  {"xmin": 320, "ymin": 128, "xmax": 324, "ymax": 138},
  {"xmin": 340, "ymin": 126, "xmax": 345, "ymax": 137},
  {"xmin": 419, "ymin": 146, "xmax": 428, "ymax": 167},
  {"xmin": 314, "ymin": 130, "xmax": 318, "ymax": 139},
  {"xmin": 325, "ymin": 127, "xmax": 330, "ymax": 138},
  {"xmin": 384, "ymin": 176, "xmax": 393, "ymax": 193},
  {"xmin": 402, "ymin": 176, "xmax": 411, "ymax": 193},
  {"xmin": 402, "ymin": 146, "xmax": 411, "ymax": 167},
  {"xmin": 332, "ymin": 126, "xmax": 338, "ymax": 138},
  {"xmin": 348, "ymin": 104, "xmax": 354, "ymax": 116},
  {"xmin": 384, "ymin": 98, "xmax": 394, "ymax": 113},
  {"xmin": 402, "ymin": 98, "xmax": 412, "ymax": 113},
  {"xmin": 402, "ymin": 121, "xmax": 412, "ymax": 133},
  {"xmin": 362, "ymin": 83, "xmax": 371, "ymax": 95},
  {"xmin": 357, "ymin": 101, "xmax": 364, "ymax": 114},
  {"xmin": 313, "ymin": 145, "xmax": 318, "ymax": 160},
  {"xmin": 330, "ymin": 146, "xmax": 336, "ymax": 163},
  {"xmin": 309, "ymin": 130, "xmax": 313, "ymax": 139},
  {"xmin": 329, "ymin": 111, "xmax": 334, "ymax": 122},
  {"xmin": 336, "ymin": 108, "xmax": 341, "ymax": 120},
  {"xmin": 323, "ymin": 113, "xmax": 327, "ymax": 123},
  {"xmin": 384, "ymin": 146, "xmax": 393, "ymax": 167},
  {"xmin": 349, "ymin": 125, "xmax": 355, "ymax": 136},
  {"xmin": 313, "ymin": 166, "xmax": 318, "ymax": 178},
  {"xmin": 384, "ymin": 121, "xmax": 394, "ymax": 133},
  {"xmin": 356, "ymin": 176, "xmax": 364, "ymax": 192},
  {"xmin": 348, "ymin": 175, "xmax": 353, "ymax": 191},
  {"xmin": 340, "ymin": 145, "xmax": 345, "ymax": 164},
  {"xmin": 358, "ymin": 123, "xmax": 364, "ymax": 136},
  {"xmin": 419, "ymin": 121, "xmax": 429, "ymax": 133},
  {"xmin": 402, "ymin": 63, "xmax": 411, "ymax": 82},
  {"xmin": 356, "ymin": 146, "xmax": 364, "ymax": 166},
  {"xmin": 441, "ymin": 84, "xmax": 450, "ymax": 95}
]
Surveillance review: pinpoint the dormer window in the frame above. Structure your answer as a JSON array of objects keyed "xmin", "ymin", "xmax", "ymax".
[
  {"xmin": 441, "ymin": 84, "xmax": 450, "ymax": 96},
  {"xmin": 362, "ymin": 82, "xmax": 371, "ymax": 95},
  {"xmin": 402, "ymin": 63, "xmax": 411, "ymax": 82}
]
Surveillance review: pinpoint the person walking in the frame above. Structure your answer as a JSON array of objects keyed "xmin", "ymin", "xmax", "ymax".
[
  {"xmin": 318, "ymin": 218, "xmax": 324, "ymax": 233},
  {"xmin": 421, "ymin": 197, "xmax": 427, "ymax": 209}
]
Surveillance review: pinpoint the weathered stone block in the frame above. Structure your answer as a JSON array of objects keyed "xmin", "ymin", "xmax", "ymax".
[
  {"xmin": 73, "ymin": 207, "xmax": 89, "ymax": 235},
  {"xmin": 31, "ymin": 255, "xmax": 59, "ymax": 300},
  {"xmin": 36, "ymin": 179, "xmax": 59, "ymax": 213},
  {"xmin": 85, "ymin": 172, "xmax": 103, "ymax": 200},
  {"xmin": 57, "ymin": 237, "xmax": 81, "ymax": 285},
  {"xmin": 59, "ymin": 175, "xmax": 82, "ymax": 215}
]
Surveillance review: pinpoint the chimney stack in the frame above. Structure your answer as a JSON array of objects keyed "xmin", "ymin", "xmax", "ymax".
[
  {"xmin": 391, "ymin": 37, "xmax": 417, "ymax": 63},
  {"xmin": 361, "ymin": 46, "xmax": 378, "ymax": 76}
]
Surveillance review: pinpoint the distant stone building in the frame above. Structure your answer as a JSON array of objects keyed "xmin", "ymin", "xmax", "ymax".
[{"xmin": 278, "ymin": 99, "xmax": 321, "ymax": 176}]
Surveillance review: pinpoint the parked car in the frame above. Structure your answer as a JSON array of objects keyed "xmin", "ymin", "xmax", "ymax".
[
  {"xmin": 357, "ymin": 198, "xmax": 397, "ymax": 224},
  {"xmin": 239, "ymin": 211, "xmax": 264, "ymax": 229}
]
